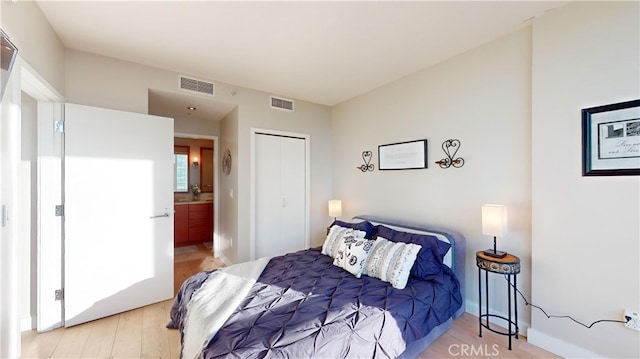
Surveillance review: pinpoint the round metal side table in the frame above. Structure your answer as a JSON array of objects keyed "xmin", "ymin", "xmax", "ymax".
[{"xmin": 476, "ymin": 251, "xmax": 521, "ymax": 350}]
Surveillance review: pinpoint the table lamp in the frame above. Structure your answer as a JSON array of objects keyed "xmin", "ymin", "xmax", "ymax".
[
  {"xmin": 328, "ymin": 200, "xmax": 342, "ymax": 222},
  {"xmin": 482, "ymin": 204, "xmax": 508, "ymax": 258}
]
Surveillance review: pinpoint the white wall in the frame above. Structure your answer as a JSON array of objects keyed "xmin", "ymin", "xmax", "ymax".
[
  {"xmin": 530, "ymin": 2, "xmax": 640, "ymax": 357},
  {"xmin": 1, "ymin": 1, "xmax": 65, "ymax": 95},
  {"xmin": 219, "ymin": 108, "xmax": 239, "ymax": 264},
  {"xmin": 65, "ymin": 50, "xmax": 182, "ymax": 116},
  {"xmin": 332, "ymin": 28, "xmax": 533, "ymax": 330},
  {"xmin": 173, "ymin": 116, "xmax": 220, "ymax": 137}
]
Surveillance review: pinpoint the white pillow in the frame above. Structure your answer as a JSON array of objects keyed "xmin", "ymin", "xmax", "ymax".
[
  {"xmin": 332, "ymin": 236, "xmax": 377, "ymax": 278},
  {"xmin": 363, "ymin": 236, "xmax": 421, "ymax": 289},
  {"xmin": 321, "ymin": 225, "xmax": 366, "ymax": 258}
]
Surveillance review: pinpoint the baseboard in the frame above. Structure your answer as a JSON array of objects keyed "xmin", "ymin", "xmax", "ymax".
[
  {"xmin": 218, "ymin": 255, "xmax": 233, "ymax": 266},
  {"xmin": 527, "ymin": 328, "xmax": 599, "ymax": 358},
  {"xmin": 20, "ymin": 317, "xmax": 35, "ymax": 332},
  {"xmin": 465, "ymin": 299, "xmax": 530, "ymax": 337}
]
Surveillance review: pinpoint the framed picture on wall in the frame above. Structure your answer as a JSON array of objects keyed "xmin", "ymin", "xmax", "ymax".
[
  {"xmin": 378, "ymin": 139, "xmax": 428, "ymax": 170},
  {"xmin": 582, "ymin": 99, "xmax": 640, "ymax": 176}
]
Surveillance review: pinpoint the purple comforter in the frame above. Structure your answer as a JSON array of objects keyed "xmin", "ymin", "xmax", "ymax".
[{"xmin": 169, "ymin": 247, "xmax": 462, "ymax": 358}]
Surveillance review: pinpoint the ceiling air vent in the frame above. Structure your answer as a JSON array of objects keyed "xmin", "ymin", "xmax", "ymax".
[
  {"xmin": 179, "ymin": 76, "xmax": 215, "ymax": 96},
  {"xmin": 270, "ymin": 96, "xmax": 294, "ymax": 111}
]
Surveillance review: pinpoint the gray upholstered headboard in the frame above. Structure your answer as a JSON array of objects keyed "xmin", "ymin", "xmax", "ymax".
[{"xmin": 353, "ymin": 215, "xmax": 466, "ymax": 313}]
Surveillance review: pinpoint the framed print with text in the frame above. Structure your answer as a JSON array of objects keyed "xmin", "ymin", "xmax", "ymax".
[
  {"xmin": 378, "ymin": 139, "xmax": 428, "ymax": 170},
  {"xmin": 582, "ymin": 99, "xmax": 640, "ymax": 176}
]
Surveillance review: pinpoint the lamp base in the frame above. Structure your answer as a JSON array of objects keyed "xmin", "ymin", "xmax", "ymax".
[{"xmin": 483, "ymin": 249, "xmax": 507, "ymax": 258}]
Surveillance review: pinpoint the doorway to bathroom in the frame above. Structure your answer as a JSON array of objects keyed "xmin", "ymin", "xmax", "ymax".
[{"xmin": 172, "ymin": 133, "xmax": 219, "ymax": 292}]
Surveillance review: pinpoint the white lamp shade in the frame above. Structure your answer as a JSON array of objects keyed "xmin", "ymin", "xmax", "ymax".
[
  {"xmin": 328, "ymin": 200, "xmax": 342, "ymax": 218},
  {"xmin": 481, "ymin": 204, "xmax": 508, "ymax": 237}
]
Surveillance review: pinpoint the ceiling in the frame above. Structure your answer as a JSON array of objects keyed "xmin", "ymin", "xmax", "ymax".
[{"xmin": 37, "ymin": 0, "xmax": 568, "ymax": 121}]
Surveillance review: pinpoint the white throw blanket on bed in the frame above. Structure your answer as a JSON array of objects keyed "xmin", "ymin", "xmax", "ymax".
[{"xmin": 182, "ymin": 257, "xmax": 271, "ymax": 359}]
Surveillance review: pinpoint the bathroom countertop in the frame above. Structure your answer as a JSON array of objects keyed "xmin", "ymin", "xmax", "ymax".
[{"xmin": 174, "ymin": 200, "xmax": 214, "ymax": 205}]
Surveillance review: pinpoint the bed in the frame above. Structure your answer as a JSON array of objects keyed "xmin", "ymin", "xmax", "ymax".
[{"xmin": 168, "ymin": 215, "xmax": 466, "ymax": 358}]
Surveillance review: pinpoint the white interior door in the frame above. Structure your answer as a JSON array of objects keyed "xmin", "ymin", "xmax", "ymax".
[
  {"xmin": 255, "ymin": 133, "xmax": 307, "ymax": 258},
  {"xmin": 64, "ymin": 103, "xmax": 174, "ymax": 327},
  {"xmin": 255, "ymin": 134, "xmax": 281, "ymax": 258},
  {"xmin": 279, "ymin": 137, "xmax": 306, "ymax": 254}
]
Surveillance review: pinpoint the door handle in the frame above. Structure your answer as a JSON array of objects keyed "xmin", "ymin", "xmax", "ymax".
[{"xmin": 150, "ymin": 211, "xmax": 170, "ymax": 219}]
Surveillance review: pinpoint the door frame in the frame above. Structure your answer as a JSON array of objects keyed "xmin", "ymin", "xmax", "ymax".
[
  {"xmin": 20, "ymin": 62, "xmax": 65, "ymax": 334},
  {"xmin": 249, "ymin": 128, "xmax": 311, "ymax": 260},
  {"xmin": 174, "ymin": 132, "xmax": 220, "ymax": 258},
  {"xmin": 0, "ymin": 55, "xmax": 23, "ymax": 358},
  {"xmin": 0, "ymin": 56, "xmax": 64, "ymax": 357}
]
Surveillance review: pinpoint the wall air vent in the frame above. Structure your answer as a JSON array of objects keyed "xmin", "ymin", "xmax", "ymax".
[
  {"xmin": 179, "ymin": 76, "xmax": 215, "ymax": 96},
  {"xmin": 270, "ymin": 96, "xmax": 294, "ymax": 111}
]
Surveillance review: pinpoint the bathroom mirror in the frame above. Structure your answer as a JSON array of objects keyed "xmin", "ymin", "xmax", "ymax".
[{"xmin": 200, "ymin": 147, "xmax": 214, "ymax": 193}]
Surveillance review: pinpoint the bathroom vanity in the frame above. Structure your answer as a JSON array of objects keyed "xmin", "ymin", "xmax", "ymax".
[{"xmin": 174, "ymin": 201, "xmax": 213, "ymax": 247}]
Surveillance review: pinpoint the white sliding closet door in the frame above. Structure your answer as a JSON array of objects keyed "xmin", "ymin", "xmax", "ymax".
[{"xmin": 255, "ymin": 133, "xmax": 306, "ymax": 258}]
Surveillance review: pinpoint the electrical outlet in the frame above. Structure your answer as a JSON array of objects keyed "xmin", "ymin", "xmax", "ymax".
[{"xmin": 624, "ymin": 309, "xmax": 640, "ymax": 331}]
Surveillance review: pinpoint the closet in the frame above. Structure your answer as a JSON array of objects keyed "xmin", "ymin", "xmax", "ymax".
[{"xmin": 254, "ymin": 133, "xmax": 307, "ymax": 258}]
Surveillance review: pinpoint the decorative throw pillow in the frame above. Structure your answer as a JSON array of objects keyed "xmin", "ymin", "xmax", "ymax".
[
  {"xmin": 363, "ymin": 236, "xmax": 421, "ymax": 289},
  {"xmin": 331, "ymin": 220, "xmax": 375, "ymax": 239},
  {"xmin": 375, "ymin": 225, "xmax": 450, "ymax": 280},
  {"xmin": 321, "ymin": 225, "xmax": 366, "ymax": 258},
  {"xmin": 332, "ymin": 235, "xmax": 377, "ymax": 278}
]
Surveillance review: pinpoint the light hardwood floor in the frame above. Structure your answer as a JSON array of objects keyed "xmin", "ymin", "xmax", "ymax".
[
  {"xmin": 22, "ymin": 245, "xmax": 559, "ymax": 358},
  {"xmin": 173, "ymin": 243, "xmax": 218, "ymax": 295},
  {"xmin": 419, "ymin": 313, "xmax": 560, "ymax": 358}
]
